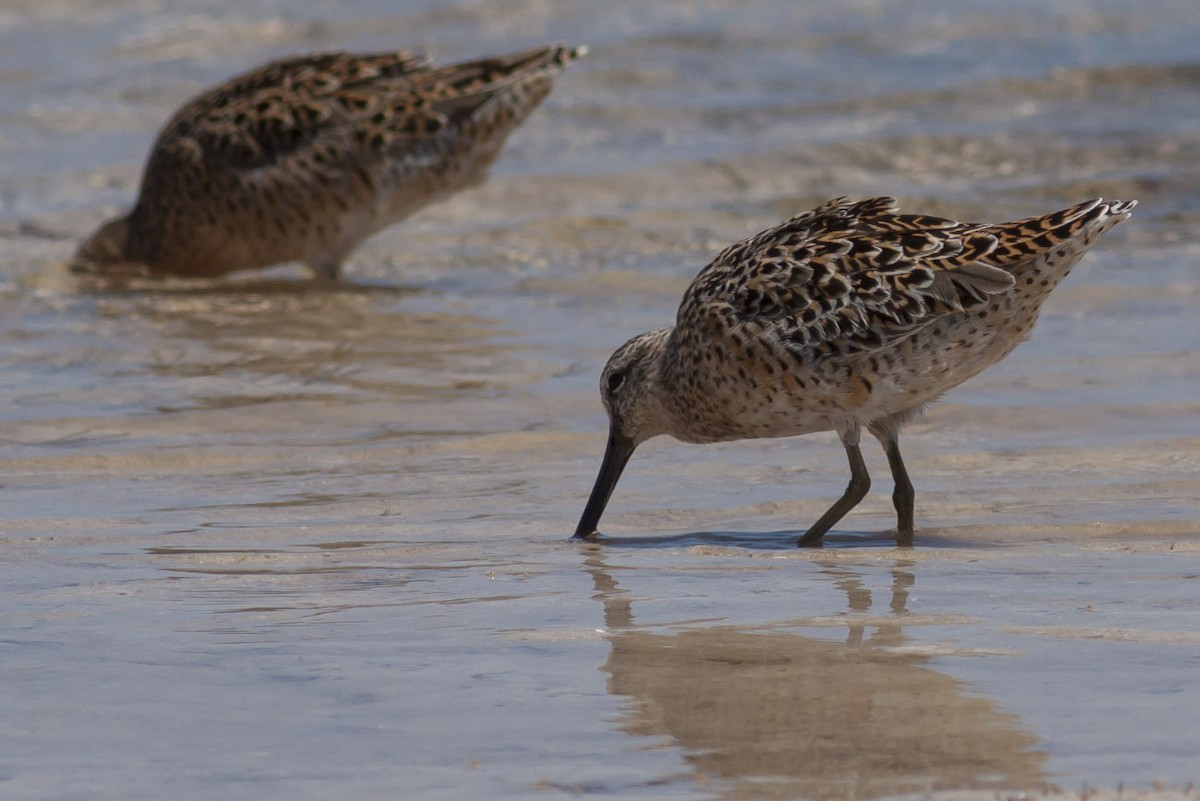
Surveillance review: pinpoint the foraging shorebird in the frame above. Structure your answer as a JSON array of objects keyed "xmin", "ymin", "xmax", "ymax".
[
  {"xmin": 574, "ymin": 196, "xmax": 1136, "ymax": 546},
  {"xmin": 74, "ymin": 44, "xmax": 586, "ymax": 280}
]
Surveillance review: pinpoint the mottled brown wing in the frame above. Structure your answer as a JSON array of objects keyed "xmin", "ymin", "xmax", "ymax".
[
  {"xmin": 678, "ymin": 197, "xmax": 1015, "ymax": 363},
  {"xmin": 154, "ymin": 51, "xmax": 433, "ymax": 169},
  {"xmin": 151, "ymin": 45, "xmax": 582, "ymax": 171}
]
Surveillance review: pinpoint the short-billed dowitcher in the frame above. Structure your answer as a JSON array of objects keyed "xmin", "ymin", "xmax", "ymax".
[
  {"xmin": 74, "ymin": 44, "xmax": 586, "ymax": 280},
  {"xmin": 574, "ymin": 196, "xmax": 1136, "ymax": 546}
]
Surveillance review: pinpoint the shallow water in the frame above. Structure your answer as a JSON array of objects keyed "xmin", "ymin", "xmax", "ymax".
[{"xmin": 2, "ymin": 1, "xmax": 1200, "ymax": 799}]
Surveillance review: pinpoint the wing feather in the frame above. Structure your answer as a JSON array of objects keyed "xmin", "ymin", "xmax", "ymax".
[{"xmin": 678, "ymin": 197, "xmax": 1021, "ymax": 363}]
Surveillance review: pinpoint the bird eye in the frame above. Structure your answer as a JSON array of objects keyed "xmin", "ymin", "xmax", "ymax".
[{"xmin": 606, "ymin": 370, "xmax": 626, "ymax": 392}]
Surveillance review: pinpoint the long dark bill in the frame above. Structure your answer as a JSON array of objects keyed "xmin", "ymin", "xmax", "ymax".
[{"xmin": 572, "ymin": 429, "xmax": 638, "ymax": 540}]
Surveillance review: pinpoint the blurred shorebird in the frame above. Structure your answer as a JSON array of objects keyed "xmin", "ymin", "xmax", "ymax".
[
  {"xmin": 573, "ymin": 196, "xmax": 1136, "ymax": 546},
  {"xmin": 74, "ymin": 43, "xmax": 586, "ymax": 280}
]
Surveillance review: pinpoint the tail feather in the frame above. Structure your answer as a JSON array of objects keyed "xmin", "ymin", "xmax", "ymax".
[{"xmin": 985, "ymin": 199, "xmax": 1136, "ymax": 268}]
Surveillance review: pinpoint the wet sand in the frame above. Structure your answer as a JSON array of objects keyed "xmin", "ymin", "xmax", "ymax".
[{"xmin": 2, "ymin": 1, "xmax": 1199, "ymax": 799}]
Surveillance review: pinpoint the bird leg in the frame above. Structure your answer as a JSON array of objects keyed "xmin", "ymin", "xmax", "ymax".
[
  {"xmin": 869, "ymin": 418, "xmax": 916, "ymax": 545},
  {"xmin": 880, "ymin": 434, "xmax": 915, "ymax": 545},
  {"xmin": 311, "ymin": 259, "xmax": 342, "ymax": 282},
  {"xmin": 798, "ymin": 429, "xmax": 871, "ymax": 547}
]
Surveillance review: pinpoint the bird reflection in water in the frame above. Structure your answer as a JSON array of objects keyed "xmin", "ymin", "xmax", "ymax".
[{"xmin": 583, "ymin": 554, "xmax": 1048, "ymax": 800}]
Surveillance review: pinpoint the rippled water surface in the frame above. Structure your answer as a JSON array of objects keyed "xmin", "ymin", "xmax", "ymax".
[{"xmin": 2, "ymin": 1, "xmax": 1199, "ymax": 799}]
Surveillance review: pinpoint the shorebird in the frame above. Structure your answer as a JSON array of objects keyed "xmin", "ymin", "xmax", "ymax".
[
  {"xmin": 574, "ymin": 196, "xmax": 1135, "ymax": 546},
  {"xmin": 74, "ymin": 44, "xmax": 586, "ymax": 280}
]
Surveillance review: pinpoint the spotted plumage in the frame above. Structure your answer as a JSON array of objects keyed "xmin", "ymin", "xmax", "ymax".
[
  {"xmin": 574, "ymin": 196, "xmax": 1136, "ymax": 546},
  {"xmin": 74, "ymin": 44, "xmax": 586, "ymax": 280}
]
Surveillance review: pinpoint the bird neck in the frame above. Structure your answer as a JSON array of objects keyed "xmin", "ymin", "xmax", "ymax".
[{"xmin": 650, "ymin": 328, "xmax": 694, "ymax": 440}]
